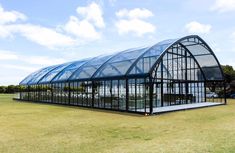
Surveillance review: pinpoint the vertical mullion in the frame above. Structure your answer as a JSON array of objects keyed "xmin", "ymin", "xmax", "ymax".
[
  {"xmin": 126, "ymin": 79, "xmax": 129, "ymax": 111},
  {"xmin": 135, "ymin": 78, "xmax": 137, "ymax": 111},
  {"xmin": 111, "ymin": 80, "xmax": 112, "ymax": 109},
  {"xmin": 161, "ymin": 60, "xmax": 164, "ymax": 107},
  {"xmin": 118, "ymin": 80, "xmax": 120, "ymax": 110},
  {"xmin": 144, "ymin": 78, "xmax": 146, "ymax": 113},
  {"xmin": 104, "ymin": 81, "xmax": 106, "ymax": 108}
]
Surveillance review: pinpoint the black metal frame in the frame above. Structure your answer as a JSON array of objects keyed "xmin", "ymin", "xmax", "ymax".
[{"xmin": 15, "ymin": 35, "xmax": 226, "ymax": 115}]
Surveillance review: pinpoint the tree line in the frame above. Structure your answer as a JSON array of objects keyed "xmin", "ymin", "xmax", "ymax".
[
  {"xmin": 0, "ymin": 85, "xmax": 24, "ymax": 93},
  {"xmin": 0, "ymin": 65, "xmax": 235, "ymax": 94}
]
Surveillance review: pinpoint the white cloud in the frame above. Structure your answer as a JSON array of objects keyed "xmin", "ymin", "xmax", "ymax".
[
  {"xmin": 64, "ymin": 16, "xmax": 100, "ymax": 40},
  {"xmin": 116, "ymin": 8, "xmax": 153, "ymax": 19},
  {"xmin": 0, "ymin": 2, "xmax": 105, "ymax": 49},
  {"xmin": 232, "ymin": 31, "xmax": 235, "ymax": 39},
  {"xmin": 0, "ymin": 25, "xmax": 13, "ymax": 38},
  {"xmin": 0, "ymin": 50, "xmax": 65, "ymax": 66},
  {"xmin": 0, "ymin": 5, "xmax": 26, "ymax": 24},
  {"xmin": 16, "ymin": 24, "xmax": 76, "ymax": 49},
  {"xmin": 0, "ymin": 5, "xmax": 76, "ymax": 49},
  {"xmin": 115, "ymin": 8, "xmax": 156, "ymax": 36},
  {"xmin": 116, "ymin": 19, "xmax": 155, "ymax": 36},
  {"xmin": 0, "ymin": 24, "xmax": 76, "ymax": 49},
  {"xmin": 76, "ymin": 2, "xmax": 105, "ymax": 28},
  {"xmin": 185, "ymin": 21, "xmax": 211, "ymax": 34},
  {"xmin": 0, "ymin": 64, "xmax": 37, "ymax": 72},
  {"xmin": 24, "ymin": 56, "xmax": 65, "ymax": 65},
  {"xmin": 63, "ymin": 2, "xmax": 104, "ymax": 40},
  {"xmin": 211, "ymin": 0, "xmax": 235, "ymax": 13},
  {"xmin": 0, "ymin": 50, "xmax": 18, "ymax": 60}
]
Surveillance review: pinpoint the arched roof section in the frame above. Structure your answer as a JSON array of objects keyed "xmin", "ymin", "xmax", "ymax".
[
  {"xmin": 19, "ymin": 35, "xmax": 224, "ymax": 85},
  {"xmin": 20, "ymin": 65, "xmax": 59, "ymax": 85},
  {"xmin": 126, "ymin": 39, "xmax": 176, "ymax": 75},
  {"xmin": 51, "ymin": 59, "xmax": 90, "ymax": 83},
  {"xmin": 127, "ymin": 35, "xmax": 224, "ymax": 80},
  {"xmin": 68, "ymin": 47, "xmax": 149, "ymax": 81},
  {"xmin": 68, "ymin": 54, "xmax": 114, "ymax": 81},
  {"xmin": 38, "ymin": 62, "xmax": 73, "ymax": 84},
  {"xmin": 19, "ymin": 67, "xmax": 44, "ymax": 85},
  {"xmin": 92, "ymin": 47, "xmax": 149, "ymax": 78}
]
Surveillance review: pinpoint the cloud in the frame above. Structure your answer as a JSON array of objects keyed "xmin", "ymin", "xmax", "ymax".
[
  {"xmin": 185, "ymin": 21, "xmax": 211, "ymax": 34},
  {"xmin": 0, "ymin": 64, "xmax": 37, "ymax": 72},
  {"xmin": 116, "ymin": 8, "xmax": 153, "ymax": 19},
  {"xmin": 64, "ymin": 16, "xmax": 100, "ymax": 40},
  {"xmin": 76, "ymin": 2, "xmax": 105, "ymax": 28},
  {"xmin": 0, "ymin": 50, "xmax": 18, "ymax": 60},
  {"xmin": 17, "ymin": 24, "xmax": 76, "ymax": 49},
  {"xmin": 63, "ymin": 2, "xmax": 104, "ymax": 40},
  {"xmin": 231, "ymin": 32, "xmax": 235, "ymax": 44},
  {"xmin": 0, "ymin": 25, "xmax": 13, "ymax": 38},
  {"xmin": 232, "ymin": 31, "xmax": 235, "ymax": 38},
  {"xmin": 0, "ymin": 5, "xmax": 26, "ymax": 24},
  {"xmin": 0, "ymin": 50, "xmax": 65, "ymax": 66},
  {"xmin": 211, "ymin": 0, "xmax": 235, "ymax": 13},
  {"xmin": 0, "ymin": 50, "xmax": 66, "ymax": 85},
  {"xmin": 0, "ymin": 24, "xmax": 76, "ymax": 49},
  {"xmin": 116, "ymin": 19, "xmax": 156, "ymax": 36},
  {"xmin": 115, "ymin": 8, "xmax": 156, "ymax": 36},
  {"xmin": 24, "ymin": 56, "xmax": 65, "ymax": 65},
  {"xmin": 0, "ymin": 5, "xmax": 76, "ymax": 49},
  {"xmin": 0, "ymin": 2, "xmax": 105, "ymax": 49}
]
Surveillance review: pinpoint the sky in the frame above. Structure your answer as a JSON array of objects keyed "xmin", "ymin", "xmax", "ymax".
[{"xmin": 0, "ymin": 0, "xmax": 235, "ymax": 85}]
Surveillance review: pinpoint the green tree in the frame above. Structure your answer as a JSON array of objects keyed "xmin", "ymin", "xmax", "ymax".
[
  {"xmin": 221, "ymin": 65, "xmax": 235, "ymax": 83},
  {"xmin": 6, "ymin": 85, "xmax": 16, "ymax": 93},
  {"xmin": 0, "ymin": 86, "xmax": 6, "ymax": 93}
]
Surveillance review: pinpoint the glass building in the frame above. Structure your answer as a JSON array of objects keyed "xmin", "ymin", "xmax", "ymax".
[{"xmin": 15, "ymin": 35, "xmax": 226, "ymax": 115}]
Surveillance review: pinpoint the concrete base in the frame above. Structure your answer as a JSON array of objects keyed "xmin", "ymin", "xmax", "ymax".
[{"xmin": 152, "ymin": 102, "xmax": 223, "ymax": 114}]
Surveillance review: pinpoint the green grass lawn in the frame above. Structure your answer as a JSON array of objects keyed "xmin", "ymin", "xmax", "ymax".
[{"xmin": 0, "ymin": 94, "xmax": 235, "ymax": 153}]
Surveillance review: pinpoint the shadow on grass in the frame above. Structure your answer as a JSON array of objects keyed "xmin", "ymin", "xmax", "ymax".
[
  {"xmin": 13, "ymin": 98, "xmax": 229, "ymax": 117},
  {"xmin": 13, "ymin": 99, "xmax": 145, "ymax": 117}
]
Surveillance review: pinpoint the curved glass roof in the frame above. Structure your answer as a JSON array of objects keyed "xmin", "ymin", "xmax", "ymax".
[
  {"xmin": 93, "ymin": 47, "xmax": 149, "ymax": 78},
  {"xmin": 20, "ymin": 65, "xmax": 59, "ymax": 85},
  {"xmin": 51, "ymin": 59, "xmax": 90, "ymax": 82},
  {"xmin": 128, "ymin": 39, "xmax": 176, "ymax": 75},
  {"xmin": 69, "ymin": 54, "xmax": 113, "ymax": 81},
  {"xmin": 38, "ymin": 62, "xmax": 72, "ymax": 84},
  {"xmin": 20, "ymin": 68, "xmax": 44, "ymax": 85},
  {"xmin": 20, "ymin": 35, "xmax": 224, "ymax": 85}
]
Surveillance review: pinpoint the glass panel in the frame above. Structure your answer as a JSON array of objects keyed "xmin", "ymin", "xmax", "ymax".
[
  {"xmin": 52, "ymin": 59, "xmax": 89, "ymax": 82},
  {"xmin": 194, "ymin": 54, "xmax": 218, "ymax": 68},
  {"xmin": 94, "ymin": 48, "xmax": 148, "ymax": 78},
  {"xmin": 119, "ymin": 80, "xmax": 126, "ymax": 110},
  {"xmin": 20, "ymin": 68, "xmax": 43, "ymax": 85},
  {"xmin": 27, "ymin": 65, "xmax": 59, "ymax": 85},
  {"xmin": 202, "ymin": 66, "xmax": 223, "ymax": 80},
  {"xmin": 128, "ymin": 79, "xmax": 135, "ymax": 111},
  {"xmin": 39, "ymin": 63, "xmax": 71, "ymax": 84},
  {"xmin": 128, "ymin": 39, "xmax": 176, "ymax": 75},
  {"xmin": 136, "ymin": 78, "xmax": 146, "ymax": 112},
  {"xmin": 185, "ymin": 44, "xmax": 210, "ymax": 55},
  {"xmin": 69, "ymin": 55, "xmax": 113, "ymax": 80}
]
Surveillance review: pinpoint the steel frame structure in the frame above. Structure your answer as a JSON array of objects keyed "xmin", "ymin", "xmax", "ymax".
[{"xmin": 15, "ymin": 35, "xmax": 226, "ymax": 115}]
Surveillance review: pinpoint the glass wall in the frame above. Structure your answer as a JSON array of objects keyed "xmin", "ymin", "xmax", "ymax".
[
  {"xmin": 93, "ymin": 79, "xmax": 127, "ymax": 110},
  {"xmin": 128, "ymin": 78, "xmax": 150, "ymax": 113},
  {"xmin": 152, "ymin": 44, "xmax": 206, "ymax": 108},
  {"xmin": 16, "ymin": 35, "xmax": 226, "ymax": 115}
]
